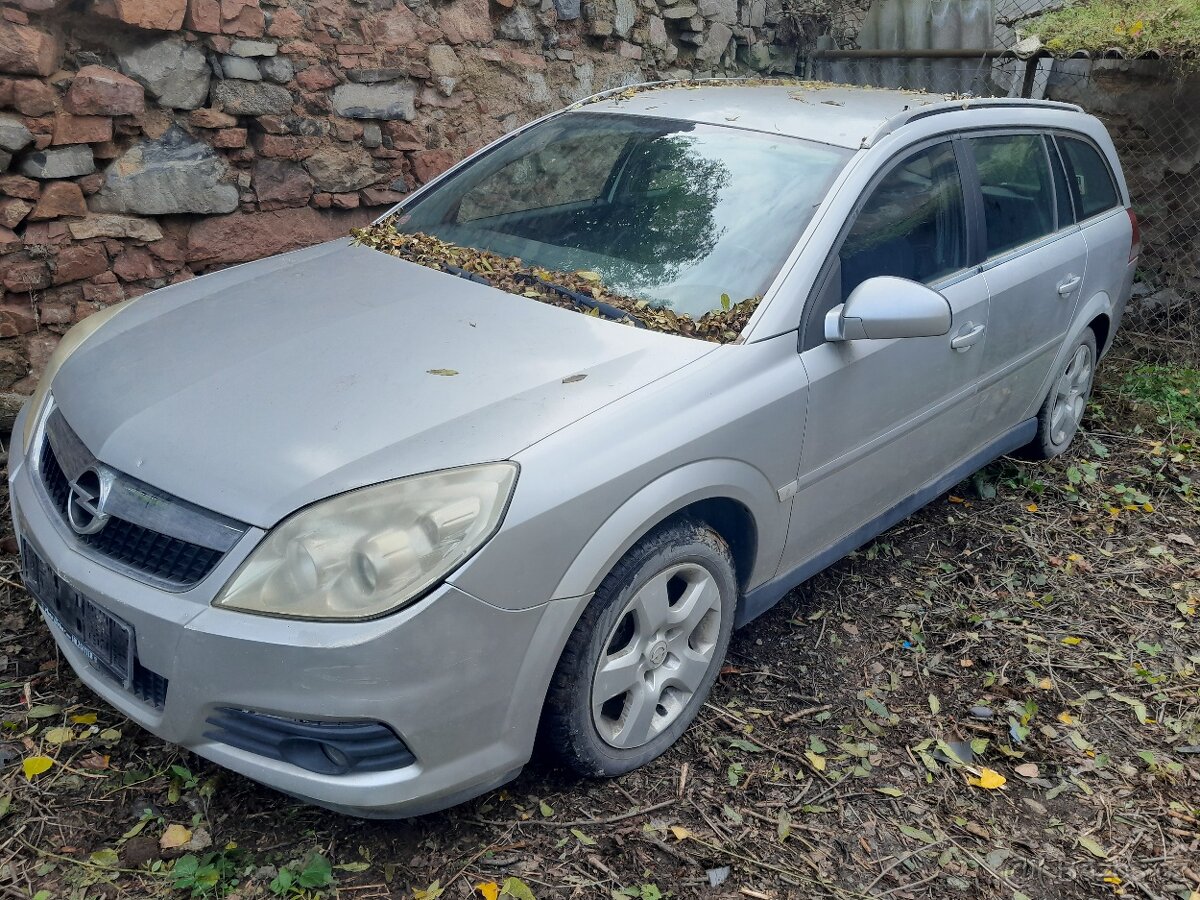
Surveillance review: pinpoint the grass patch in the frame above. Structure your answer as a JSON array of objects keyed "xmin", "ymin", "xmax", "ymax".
[
  {"xmin": 1028, "ymin": 0, "xmax": 1200, "ymax": 57},
  {"xmin": 1121, "ymin": 363, "xmax": 1200, "ymax": 429}
]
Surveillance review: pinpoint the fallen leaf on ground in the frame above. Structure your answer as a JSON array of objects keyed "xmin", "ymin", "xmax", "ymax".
[
  {"xmin": 967, "ymin": 768, "xmax": 1007, "ymax": 790},
  {"xmin": 44, "ymin": 727, "xmax": 72, "ymax": 744},
  {"xmin": 1015, "ymin": 763, "xmax": 1040, "ymax": 778},
  {"xmin": 160, "ymin": 824, "xmax": 192, "ymax": 850},
  {"xmin": 22, "ymin": 756, "xmax": 52, "ymax": 780},
  {"xmin": 500, "ymin": 878, "xmax": 535, "ymax": 900},
  {"xmin": 1078, "ymin": 835, "xmax": 1108, "ymax": 859},
  {"xmin": 475, "ymin": 883, "xmax": 500, "ymax": 900}
]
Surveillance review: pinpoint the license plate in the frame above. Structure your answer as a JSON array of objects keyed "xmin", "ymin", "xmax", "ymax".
[{"xmin": 21, "ymin": 541, "xmax": 135, "ymax": 688}]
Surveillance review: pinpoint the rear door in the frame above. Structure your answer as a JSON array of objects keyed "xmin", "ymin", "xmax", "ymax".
[
  {"xmin": 1055, "ymin": 133, "xmax": 1133, "ymax": 352},
  {"xmin": 780, "ymin": 139, "xmax": 991, "ymax": 575},
  {"xmin": 970, "ymin": 131, "xmax": 1090, "ymax": 433}
]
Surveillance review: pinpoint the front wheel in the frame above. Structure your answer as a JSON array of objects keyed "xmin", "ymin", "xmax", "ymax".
[
  {"xmin": 540, "ymin": 519, "xmax": 737, "ymax": 776},
  {"xmin": 1020, "ymin": 328, "xmax": 1097, "ymax": 460}
]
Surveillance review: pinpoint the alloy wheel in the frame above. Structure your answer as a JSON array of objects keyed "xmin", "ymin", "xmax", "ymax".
[
  {"xmin": 591, "ymin": 562, "xmax": 723, "ymax": 749},
  {"xmin": 1050, "ymin": 342, "xmax": 1094, "ymax": 446}
]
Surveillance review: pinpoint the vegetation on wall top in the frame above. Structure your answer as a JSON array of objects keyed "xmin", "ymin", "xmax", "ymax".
[{"xmin": 1027, "ymin": 0, "xmax": 1200, "ymax": 58}]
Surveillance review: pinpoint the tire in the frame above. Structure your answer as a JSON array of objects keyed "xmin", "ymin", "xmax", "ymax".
[
  {"xmin": 1019, "ymin": 328, "xmax": 1098, "ymax": 461},
  {"xmin": 540, "ymin": 519, "xmax": 737, "ymax": 777}
]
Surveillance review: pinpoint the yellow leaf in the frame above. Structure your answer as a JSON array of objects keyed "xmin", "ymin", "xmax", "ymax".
[
  {"xmin": 805, "ymin": 750, "xmax": 827, "ymax": 771},
  {"xmin": 1142, "ymin": 502, "xmax": 1154, "ymax": 513},
  {"xmin": 1129, "ymin": 19, "xmax": 1144, "ymax": 36},
  {"xmin": 44, "ymin": 727, "xmax": 73, "ymax": 744},
  {"xmin": 1026, "ymin": 503, "xmax": 1038, "ymax": 512},
  {"xmin": 1061, "ymin": 636, "xmax": 1082, "ymax": 646},
  {"xmin": 160, "ymin": 824, "xmax": 192, "ymax": 850},
  {"xmin": 1038, "ymin": 676, "xmax": 1053, "ymax": 690},
  {"xmin": 23, "ymin": 756, "xmax": 53, "ymax": 780},
  {"xmin": 1103, "ymin": 872, "xmax": 1122, "ymax": 886},
  {"xmin": 475, "ymin": 883, "xmax": 500, "ymax": 900},
  {"xmin": 948, "ymin": 495, "xmax": 965, "ymax": 504},
  {"xmin": 669, "ymin": 825, "xmax": 691, "ymax": 841},
  {"xmin": 1057, "ymin": 711, "xmax": 1075, "ymax": 725},
  {"xmin": 70, "ymin": 713, "xmax": 97, "ymax": 725},
  {"xmin": 967, "ymin": 768, "xmax": 1007, "ymax": 790}
]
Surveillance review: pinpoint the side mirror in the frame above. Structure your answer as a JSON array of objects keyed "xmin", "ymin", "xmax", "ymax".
[{"xmin": 824, "ymin": 276, "xmax": 953, "ymax": 342}]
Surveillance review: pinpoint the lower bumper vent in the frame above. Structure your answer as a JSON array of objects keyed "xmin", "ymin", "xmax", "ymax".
[{"xmin": 204, "ymin": 708, "xmax": 416, "ymax": 776}]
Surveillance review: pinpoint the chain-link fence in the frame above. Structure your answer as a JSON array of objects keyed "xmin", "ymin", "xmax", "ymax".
[{"xmin": 796, "ymin": 0, "xmax": 1199, "ymax": 360}]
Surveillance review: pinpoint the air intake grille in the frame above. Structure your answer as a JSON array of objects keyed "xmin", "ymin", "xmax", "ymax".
[
  {"xmin": 204, "ymin": 708, "xmax": 417, "ymax": 775},
  {"xmin": 40, "ymin": 442, "xmax": 225, "ymax": 589}
]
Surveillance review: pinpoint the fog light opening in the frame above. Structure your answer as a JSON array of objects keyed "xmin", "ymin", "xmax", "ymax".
[{"xmin": 321, "ymin": 742, "xmax": 350, "ymax": 770}]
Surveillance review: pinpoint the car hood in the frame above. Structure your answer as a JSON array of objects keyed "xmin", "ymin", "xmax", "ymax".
[{"xmin": 53, "ymin": 240, "xmax": 716, "ymax": 528}]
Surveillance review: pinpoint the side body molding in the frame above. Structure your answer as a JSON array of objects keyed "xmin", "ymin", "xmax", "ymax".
[{"xmin": 551, "ymin": 458, "xmax": 790, "ymax": 605}]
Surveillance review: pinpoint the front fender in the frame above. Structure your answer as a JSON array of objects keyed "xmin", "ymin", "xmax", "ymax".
[{"xmin": 552, "ymin": 458, "xmax": 788, "ymax": 601}]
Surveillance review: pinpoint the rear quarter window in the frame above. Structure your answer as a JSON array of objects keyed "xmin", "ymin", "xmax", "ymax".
[{"xmin": 1057, "ymin": 136, "xmax": 1121, "ymax": 219}]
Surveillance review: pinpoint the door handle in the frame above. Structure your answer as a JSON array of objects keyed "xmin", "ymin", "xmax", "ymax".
[
  {"xmin": 950, "ymin": 323, "xmax": 986, "ymax": 351},
  {"xmin": 1057, "ymin": 274, "xmax": 1082, "ymax": 296}
]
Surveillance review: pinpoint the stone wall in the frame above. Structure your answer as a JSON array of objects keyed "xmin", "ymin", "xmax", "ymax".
[{"xmin": 0, "ymin": 0, "xmax": 803, "ymax": 405}]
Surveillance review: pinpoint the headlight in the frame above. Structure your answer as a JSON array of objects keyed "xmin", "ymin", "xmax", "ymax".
[
  {"xmin": 214, "ymin": 464, "xmax": 518, "ymax": 620},
  {"xmin": 22, "ymin": 299, "xmax": 134, "ymax": 454}
]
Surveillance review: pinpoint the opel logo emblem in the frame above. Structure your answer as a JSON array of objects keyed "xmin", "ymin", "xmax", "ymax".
[{"xmin": 67, "ymin": 467, "xmax": 111, "ymax": 536}]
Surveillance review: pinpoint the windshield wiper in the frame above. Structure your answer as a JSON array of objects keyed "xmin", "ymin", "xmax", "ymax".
[
  {"xmin": 514, "ymin": 273, "xmax": 645, "ymax": 328},
  {"xmin": 441, "ymin": 263, "xmax": 493, "ymax": 287},
  {"xmin": 440, "ymin": 263, "xmax": 643, "ymax": 327}
]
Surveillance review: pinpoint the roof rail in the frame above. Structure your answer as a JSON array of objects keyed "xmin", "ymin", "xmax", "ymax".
[{"xmin": 869, "ymin": 97, "xmax": 1086, "ymax": 146}]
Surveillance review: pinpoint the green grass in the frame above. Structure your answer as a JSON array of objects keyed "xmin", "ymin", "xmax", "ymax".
[
  {"xmin": 1121, "ymin": 363, "xmax": 1200, "ymax": 429},
  {"xmin": 1028, "ymin": 0, "xmax": 1200, "ymax": 57}
]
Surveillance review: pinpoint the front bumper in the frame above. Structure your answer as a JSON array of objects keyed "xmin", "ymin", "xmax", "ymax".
[{"xmin": 9, "ymin": 406, "xmax": 589, "ymax": 817}]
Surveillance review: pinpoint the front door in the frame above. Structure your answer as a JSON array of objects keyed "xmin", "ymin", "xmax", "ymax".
[{"xmin": 781, "ymin": 140, "xmax": 991, "ymax": 576}]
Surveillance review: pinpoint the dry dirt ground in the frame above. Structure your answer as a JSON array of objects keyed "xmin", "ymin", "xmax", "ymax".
[{"xmin": 1, "ymin": 321, "xmax": 1197, "ymax": 900}]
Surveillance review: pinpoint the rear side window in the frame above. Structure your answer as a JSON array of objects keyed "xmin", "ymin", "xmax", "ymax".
[
  {"xmin": 970, "ymin": 134, "xmax": 1055, "ymax": 257},
  {"xmin": 1058, "ymin": 136, "xmax": 1120, "ymax": 219},
  {"xmin": 839, "ymin": 142, "xmax": 967, "ymax": 301}
]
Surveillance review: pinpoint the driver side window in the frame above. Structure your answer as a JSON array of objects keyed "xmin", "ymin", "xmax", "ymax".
[{"xmin": 839, "ymin": 142, "xmax": 968, "ymax": 302}]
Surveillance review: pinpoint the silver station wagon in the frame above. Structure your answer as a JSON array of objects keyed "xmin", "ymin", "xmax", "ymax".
[{"xmin": 11, "ymin": 81, "xmax": 1137, "ymax": 817}]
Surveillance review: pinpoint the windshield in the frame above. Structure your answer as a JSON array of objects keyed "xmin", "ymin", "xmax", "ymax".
[{"xmin": 392, "ymin": 112, "xmax": 851, "ymax": 319}]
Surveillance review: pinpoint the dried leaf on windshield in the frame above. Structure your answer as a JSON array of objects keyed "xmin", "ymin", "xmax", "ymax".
[{"xmin": 351, "ymin": 224, "xmax": 759, "ymax": 344}]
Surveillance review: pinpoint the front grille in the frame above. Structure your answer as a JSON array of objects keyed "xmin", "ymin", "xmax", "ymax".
[
  {"xmin": 204, "ymin": 708, "xmax": 417, "ymax": 775},
  {"xmin": 132, "ymin": 661, "xmax": 169, "ymax": 709},
  {"xmin": 40, "ymin": 444, "xmax": 225, "ymax": 589}
]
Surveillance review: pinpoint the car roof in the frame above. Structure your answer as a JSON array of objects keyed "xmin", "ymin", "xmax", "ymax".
[{"xmin": 577, "ymin": 80, "xmax": 1084, "ymax": 150}]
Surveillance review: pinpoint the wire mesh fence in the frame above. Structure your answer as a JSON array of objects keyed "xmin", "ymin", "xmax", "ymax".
[{"xmin": 796, "ymin": 0, "xmax": 1199, "ymax": 359}]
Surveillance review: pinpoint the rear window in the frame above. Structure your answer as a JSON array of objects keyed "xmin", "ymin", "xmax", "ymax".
[
  {"xmin": 970, "ymin": 133, "xmax": 1055, "ymax": 257},
  {"xmin": 1058, "ymin": 136, "xmax": 1120, "ymax": 219}
]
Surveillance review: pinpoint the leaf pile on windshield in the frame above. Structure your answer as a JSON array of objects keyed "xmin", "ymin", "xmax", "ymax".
[{"xmin": 351, "ymin": 222, "xmax": 760, "ymax": 343}]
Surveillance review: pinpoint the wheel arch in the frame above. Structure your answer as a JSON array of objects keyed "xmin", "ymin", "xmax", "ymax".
[
  {"xmin": 1023, "ymin": 290, "xmax": 1113, "ymax": 421},
  {"xmin": 1087, "ymin": 311, "xmax": 1112, "ymax": 355},
  {"xmin": 551, "ymin": 459, "xmax": 786, "ymax": 604}
]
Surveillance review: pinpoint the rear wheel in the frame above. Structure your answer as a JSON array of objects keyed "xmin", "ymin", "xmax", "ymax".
[
  {"xmin": 1021, "ymin": 328, "xmax": 1097, "ymax": 460},
  {"xmin": 541, "ymin": 519, "xmax": 736, "ymax": 776}
]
